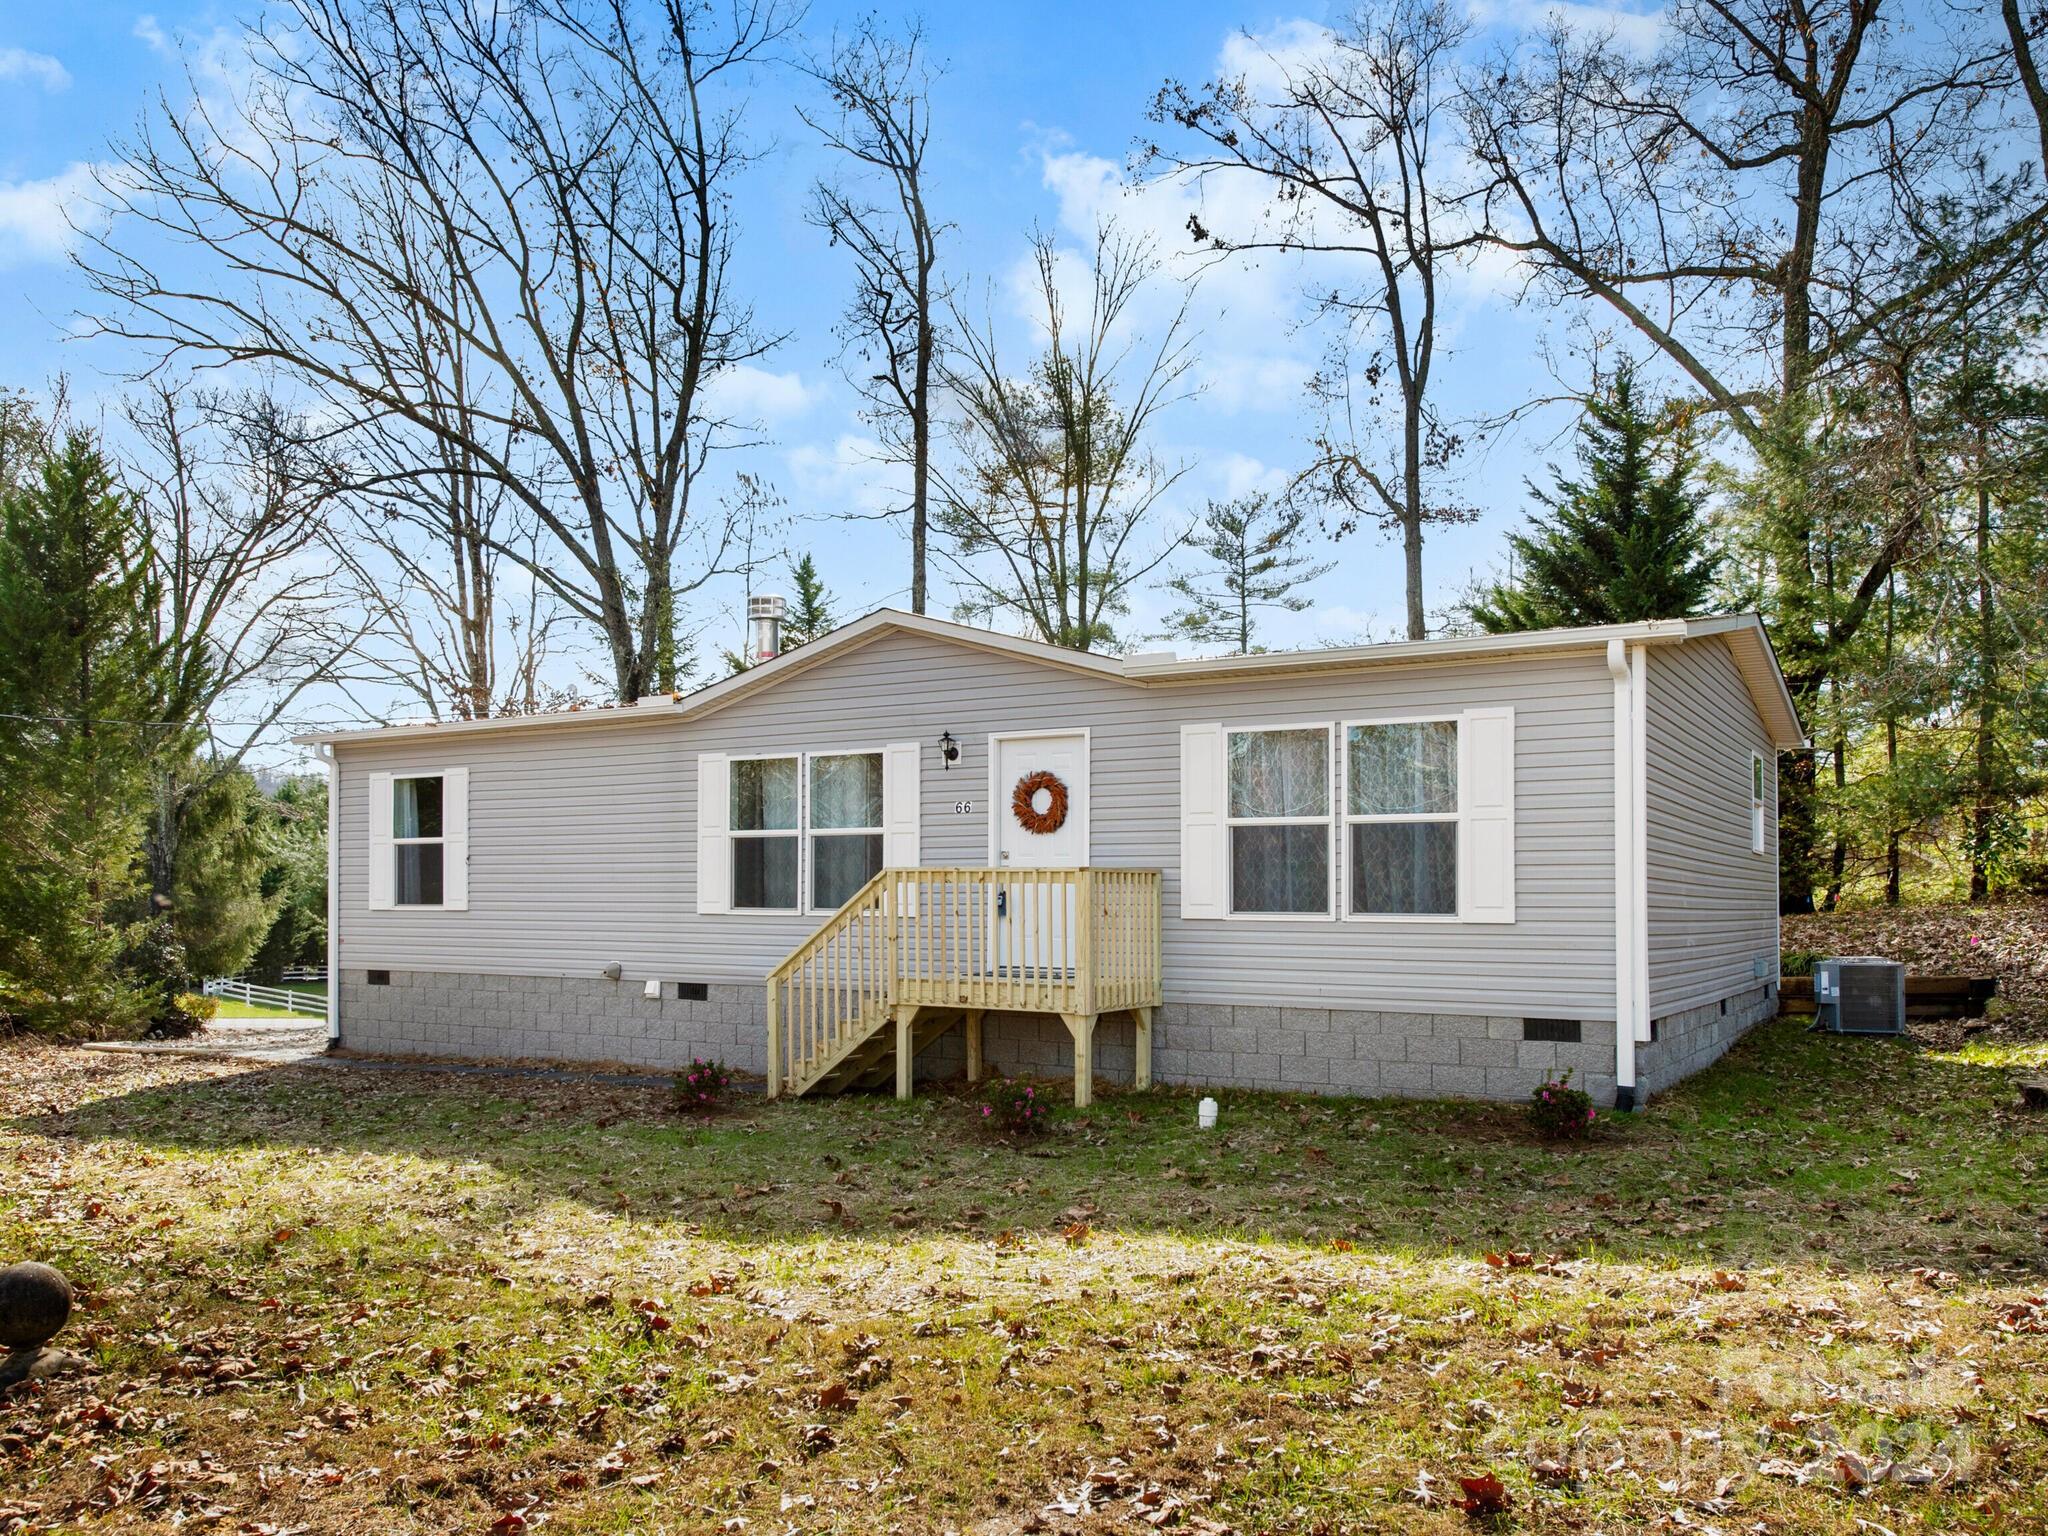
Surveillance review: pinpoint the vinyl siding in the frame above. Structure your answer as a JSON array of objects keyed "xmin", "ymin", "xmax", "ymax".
[
  {"xmin": 1644, "ymin": 637, "xmax": 1779, "ymax": 1019},
  {"xmin": 336, "ymin": 629, "xmax": 1621, "ymax": 1018}
]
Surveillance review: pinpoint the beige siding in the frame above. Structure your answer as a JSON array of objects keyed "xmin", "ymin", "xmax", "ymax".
[
  {"xmin": 1644, "ymin": 637, "xmax": 1779, "ymax": 1019},
  {"xmin": 336, "ymin": 629, "xmax": 1621, "ymax": 1018}
]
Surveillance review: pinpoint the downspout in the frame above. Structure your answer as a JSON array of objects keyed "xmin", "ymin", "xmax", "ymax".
[
  {"xmin": 318, "ymin": 743, "xmax": 340, "ymax": 1050},
  {"xmin": 1630, "ymin": 643, "xmax": 1651, "ymax": 1056},
  {"xmin": 1607, "ymin": 642, "xmax": 1639, "ymax": 1110}
]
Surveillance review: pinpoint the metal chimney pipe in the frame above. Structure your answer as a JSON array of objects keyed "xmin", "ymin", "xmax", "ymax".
[{"xmin": 748, "ymin": 594, "xmax": 786, "ymax": 663}]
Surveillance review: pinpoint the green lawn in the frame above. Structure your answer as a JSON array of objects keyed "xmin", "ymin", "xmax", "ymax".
[
  {"xmin": 3, "ymin": 1017, "xmax": 2045, "ymax": 1534},
  {"xmin": 209, "ymin": 979, "xmax": 327, "ymax": 1021}
]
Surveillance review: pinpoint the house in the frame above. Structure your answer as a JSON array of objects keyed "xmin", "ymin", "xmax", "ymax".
[{"xmin": 297, "ymin": 605, "xmax": 1804, "ymax": 1109}]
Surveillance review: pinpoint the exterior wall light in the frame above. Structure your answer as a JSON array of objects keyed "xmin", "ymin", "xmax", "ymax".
[{"xmin": 938, "ymin": 730, "xmax": 960, "ymax": 769}]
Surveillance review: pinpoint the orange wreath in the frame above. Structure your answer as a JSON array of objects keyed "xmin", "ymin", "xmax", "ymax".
[{"xmin": 1010, "ymin": 770, "xmax": 1070, "ymax": 836}]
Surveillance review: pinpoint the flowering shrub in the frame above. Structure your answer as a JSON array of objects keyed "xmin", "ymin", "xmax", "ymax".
[
  {"xmin": 1527, "ymin": 1070, "xmax": 1596, "ymax": 1141},
  {"xmin": 975, "ymin": 1074, "xmax": 1051, "ymax": 1136},
  {"xmin": 672, "ymin": 1057, "xmax": 736, "ymax": 1113}
]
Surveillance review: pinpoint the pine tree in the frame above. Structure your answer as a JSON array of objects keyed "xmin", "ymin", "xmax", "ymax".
[
  {"xmin": 1470, "ymin": 367, "xmax": 1719, "ymax": 632},
  {"xmin": 248, "ymin": 775, "xmax": 329, "ymax": 983},
  {"xmin": 1161, "ymin": 494, "xmax": 1333, "ymax": 654},
  {"xmin": 783, "ymin": 553, "xmax": 837, "ymax": 648},
  {"xmin": 0, "ymin": 434, "xmax": 161, "ymax": 1034},
  {"xmin": 165, "ymin": 765, "xmax": 282, "ymax": 978}
]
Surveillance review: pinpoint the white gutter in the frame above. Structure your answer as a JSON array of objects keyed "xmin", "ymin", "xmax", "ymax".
[
  {"xmin": 1125, "ymin": 616, "xmax": 1696, "ymax": 680},
  {"xmin": 1607, "ymin": 641, "xmax": 1650, "ymax": 1109},
  {"xmin": 318, "ymin": 743, "xmax": 340, "ymax": 1049}
]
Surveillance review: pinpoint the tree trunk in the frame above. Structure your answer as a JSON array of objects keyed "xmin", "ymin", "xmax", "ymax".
[
  {"xmin": 911, "ymin": 284, "xmax": 931, "ymax": 617},
  {"xmin": 1826, "ymin": 718, "xmax": 1847, "ymax": 911},
  {"xmin": 1970, "ymin": 457, "xmax": 1995, "ymax": 902},
  {"xmin": 1779, "ymin": 746, "xmax": 1819, "ymax": 914},
  {"xmin": 1884, "ymin": 573, "xmax": 1900, "ymax": 906}
]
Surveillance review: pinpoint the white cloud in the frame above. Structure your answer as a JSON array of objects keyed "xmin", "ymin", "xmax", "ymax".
[
  {"xmin": 785, "ymin": 431, "xmax": 901, "ymax": 521},
  {"xmin": 0, "ymin": 45, "xmax": 70, "ymax": 91},
  {"xmin": 704, "ymin": 365, "xmax": 819, "ymax": 427},
  {"xmin": 1466, "ymin": 0, "xmax": 1664, "ymax": 54},
  {"xmin": 1206, "ymin": 451, "xmax": 1289, "ymax": 500},
  {"xmin": 1029, "ymin": 142, "xmax": 1326, "ymax": 419},
  {"xmin": 0, "ymin": 162, "xmax": 103, "ymax": 266},
  {"xmin": 1216, "ymin": 18, "xmax": 1334, "ymax": 94},
  {"xmin": 132, "ymin": 15, "xmax": 171, "ymax": 54}
]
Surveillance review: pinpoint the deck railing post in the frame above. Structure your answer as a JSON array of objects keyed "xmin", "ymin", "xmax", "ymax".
[
  {"xmin": 1075, "ymin": 868, "xmax": 1096, "ymax": 1015},
  {"xmin": 765, "ymin": 977, "xmax": 782, "ymax": 1098},
  {"xmin": 884, "ymin": 871, "xmax": 901, "ymax": 1010}
]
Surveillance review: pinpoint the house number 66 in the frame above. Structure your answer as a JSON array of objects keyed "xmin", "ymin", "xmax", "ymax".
[{"xmin": 954, "ymin": 800, "xmax": 974, "ymax": 814}]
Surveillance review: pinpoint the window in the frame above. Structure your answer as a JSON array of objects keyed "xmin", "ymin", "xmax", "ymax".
[
  {"xmin": 728, "ymin": 750, "xmax": 886, "ymax": 912},
  {"xmin": 393, "ymin": 775, "xmax": 446, "ymax": 906},
  {"xmin": 731, "ymin": 756, "xmax": 800, "ymax": 910},
  {"xmin": 1751, "ymin": 751, "xmax": 1768, "ymax": 854},
  {"xmin": 1346, "ymin": 720, "xmax": 1459, "ymax": 916},
  {"xmin": 1225, "ymin": 727, "xmax": 1331, "ymax": 915},
  {"xmin": 809, "ymin": 752, "xmax": 884, "ymax": 909}
]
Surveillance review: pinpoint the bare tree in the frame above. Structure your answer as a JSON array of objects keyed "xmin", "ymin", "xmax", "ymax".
[
  {"xmin": 801, "ymin": 15, "xmax": 948, "ymax": 614},
  {"xmin": 81, "ymin": 0, "xmax": 795, "ymax": 703},
  {"xmin": 329, "ymin": 434, "xmax": 572, "ymax": 721},
  {"xmin": 1147, "ymin": 0, "xmax": 1482, "ymax": 639},
  {"xmin": 122, "ymin": 384, "xmax": 360, "ymax": 897},
  {"xmin": 935, "ymin": 225, "xmax": 1195, "ymax": 651},
  {"xmin": 314, "ymin": 221, "xmax": 572, "ymax": 721}
]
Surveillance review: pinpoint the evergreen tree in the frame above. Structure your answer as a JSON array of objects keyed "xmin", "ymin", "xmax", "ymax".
[
  {"xmin": 248, "ymin": 775, "xmax": 329, "ymax": 983},
  {"xmin": 724, "ymin": 555, "xmax": 840, "ymax": 676},
  {"xmin": 1470, "ymin": 367, "xmax": 1719, "ymax": 632},
  {"xmin": 1160, "ymin": 494, "xmax": 1333, "ymax": 653},
  {"xmin": 783, "ymin": 553, "xmax": 837, "ymax": 648},
  {"xmin": 165, "ymin": 765, "xmax": 282, "ymax": 978},
  {"xmin": 0, "ymin": 434, "xmax": 161, "ymax": 1034}
]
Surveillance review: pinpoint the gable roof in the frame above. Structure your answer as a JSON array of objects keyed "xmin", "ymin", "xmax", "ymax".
[{"xmin": 296, "ymin": 607, "xmax": 1805, "ymax": 750}]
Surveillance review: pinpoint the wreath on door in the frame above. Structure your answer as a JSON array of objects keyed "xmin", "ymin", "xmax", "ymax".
[{"xmin": 1010, "ymin": 770, "xmax": 1070, "ymax": 836}]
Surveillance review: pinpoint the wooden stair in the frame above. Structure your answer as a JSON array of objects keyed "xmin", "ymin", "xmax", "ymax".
[
  {"xmin": 765, "ymin": 867, "xmax": 1163, "ymax": 1104},
  {"xmin": 794, "ymin": 1005, "xmax": 958, "ymax": 1096}
]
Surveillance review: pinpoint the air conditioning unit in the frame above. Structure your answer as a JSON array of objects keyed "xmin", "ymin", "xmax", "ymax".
[{"xmin": 1813, "ymin": 957, "xmax": 1906, "ymax": 1036}]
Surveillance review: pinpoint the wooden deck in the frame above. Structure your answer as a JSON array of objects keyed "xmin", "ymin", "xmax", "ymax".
[{"xmin": 765, "ymin": 867, "xmax": 1163, "ymax": 1103}]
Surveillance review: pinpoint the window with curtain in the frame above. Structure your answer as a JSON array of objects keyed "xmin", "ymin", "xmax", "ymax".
[
  {"xmin": 1346, "ymin": 720, "xmax": 1459, "ymax": 916},
  {"xmin": 393, "ymin": 775, "xmax": 446, "ymax": 906},
  {"xmin": 1226, "ymin": 727, "xmax": 1331, "ymax": 914},
  {"xmin": 809, "ymin": 751, "xmax": 884, "ymax": 909},
  {"xmin": 732, "ymin": 756, "xmax": 800, "ymax": 910}
]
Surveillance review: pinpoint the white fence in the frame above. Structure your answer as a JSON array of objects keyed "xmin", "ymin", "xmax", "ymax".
[{"xmin": 203, "ymin": 977, "xmax": 327, "ymax": 1017}]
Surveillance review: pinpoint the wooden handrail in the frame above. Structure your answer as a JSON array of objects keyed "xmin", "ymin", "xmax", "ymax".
[{"xmin": 768, "ymin": 867, "xmax": 1163, "ymax": 1097}]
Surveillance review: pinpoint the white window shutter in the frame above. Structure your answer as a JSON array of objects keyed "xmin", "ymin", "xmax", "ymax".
[
  {"xmin": 1459, "ymin": 707, "xmax": 1516, "ymax": 923},
  {"xmin": 440, "ymin": 767, "xmax": 470, "ymax": 911},
  {"xmin": 883, "ymin": 742, "xmax": 920, "ymax": 869},
  {"xmin": 1179, "ymin": 723, "xmax": 1226, "ymax": 919},
  {"xmin": 697, "ymin": 753, "xmax": 731, "ymax": 915},
  {"xmin": 367, "ymin": 771, "xmax": 395, "ymax": 911}
]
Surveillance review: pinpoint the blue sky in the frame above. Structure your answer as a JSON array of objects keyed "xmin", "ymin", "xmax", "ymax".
[{"xmin": 0, "ymin": 1, "xmax": 1626, "ymax": 753}]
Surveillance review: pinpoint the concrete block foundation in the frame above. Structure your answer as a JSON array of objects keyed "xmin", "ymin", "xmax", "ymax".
[{"xmin": 334, "ymin": 968, "xmax": 1665, "ymax": 1104}]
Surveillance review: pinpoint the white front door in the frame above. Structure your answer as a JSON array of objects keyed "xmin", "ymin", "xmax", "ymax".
[{"xmin": 992, "ymin": 732, "xmax": 1088, "ymax": 974}]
